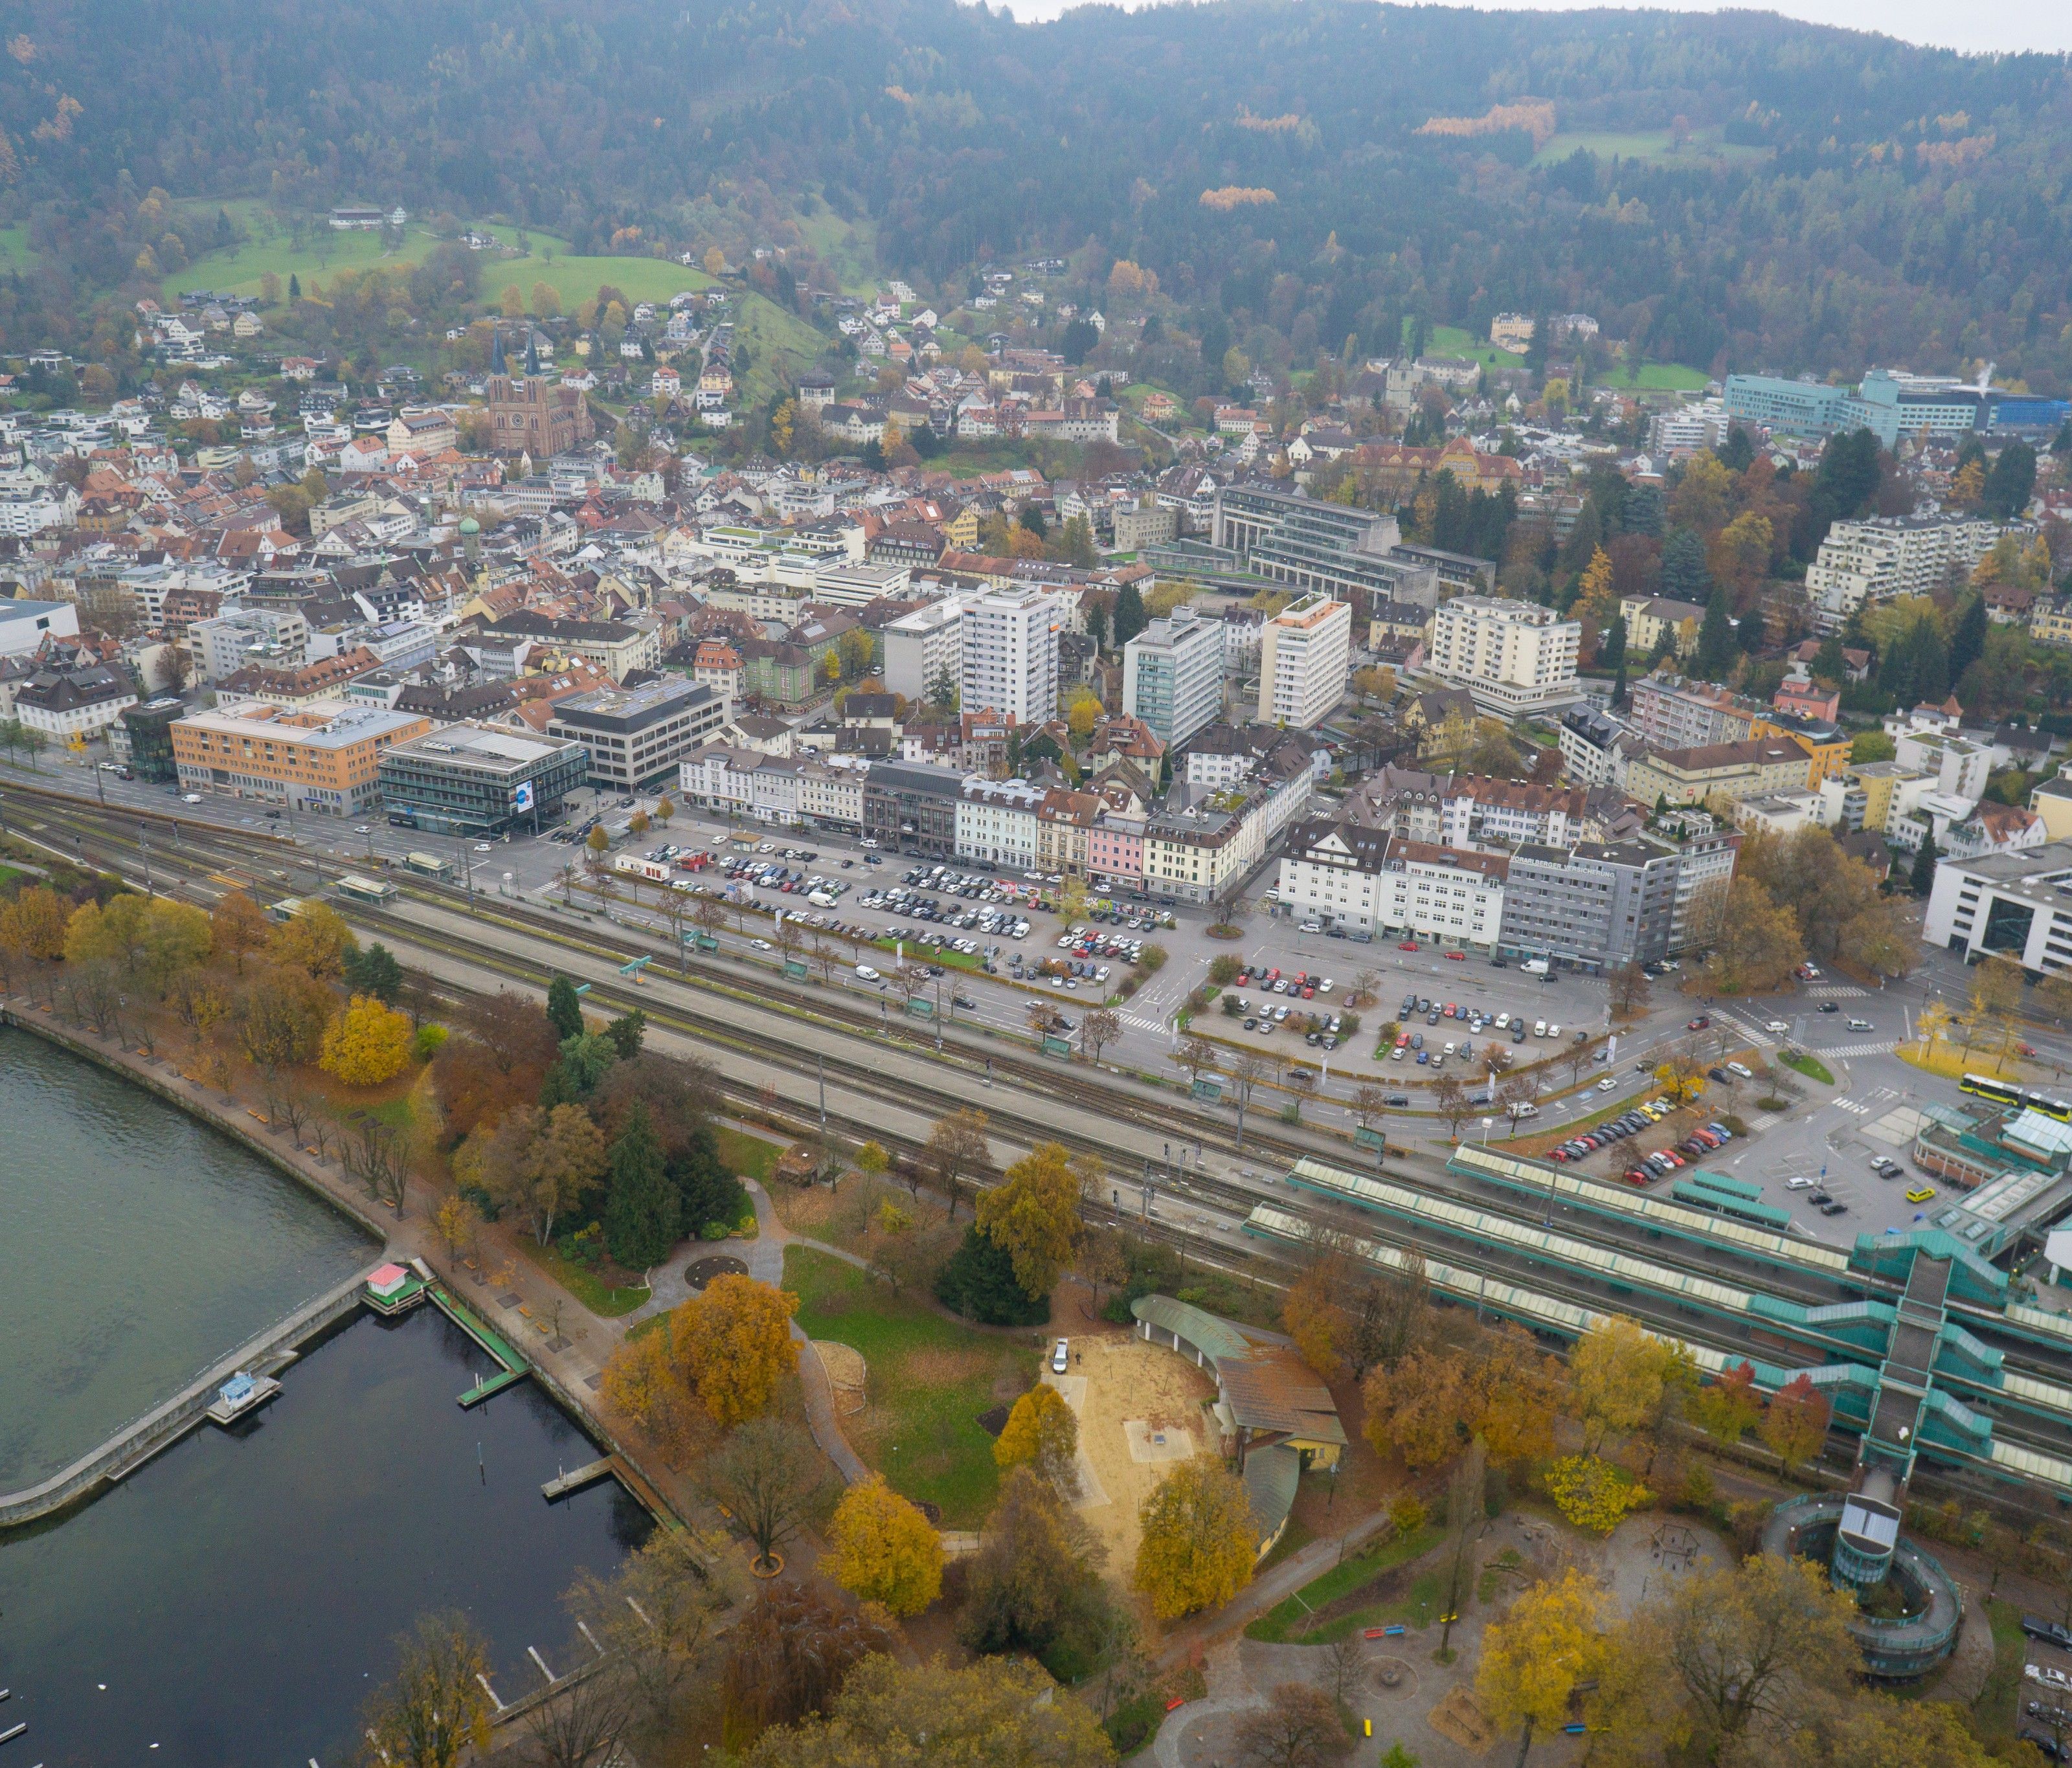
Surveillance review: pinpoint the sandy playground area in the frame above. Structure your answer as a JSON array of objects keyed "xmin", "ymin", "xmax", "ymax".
[{"xmin": 1047, "ymin": 1330, "xmax": 1219, "ymax": 1569}]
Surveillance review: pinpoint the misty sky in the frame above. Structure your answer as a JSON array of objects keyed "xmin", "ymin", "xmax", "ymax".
[{"xmin": 997, "ymin": 0, "xmax": 2072, "ymax": 58}]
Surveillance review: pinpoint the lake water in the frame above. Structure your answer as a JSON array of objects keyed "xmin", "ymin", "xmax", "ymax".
[
  {"xmin": 0, "ymin": 1304, "xmax": 652, "ymax": 1765},
  {"xmin": 0, "ymin": 1024, "xmax": 378, "ymax": 1487},
  {"xmin": 0, "ymin": 1027, "xmax": 653, "ymax": 1764}
]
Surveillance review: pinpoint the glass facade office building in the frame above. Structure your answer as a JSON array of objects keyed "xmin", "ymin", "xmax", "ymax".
[{"xmin": 376, "ymin": 721, "xmax": 589, "ymax": 836}]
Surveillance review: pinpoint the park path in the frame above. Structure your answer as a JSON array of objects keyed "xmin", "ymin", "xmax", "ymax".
[{"xmin": 743, "ymin": 1176, "xmax": 870, "ymax": 1485}]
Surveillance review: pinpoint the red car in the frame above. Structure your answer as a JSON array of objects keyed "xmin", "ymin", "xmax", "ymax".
[
  {"xmin": 1687, "ymin": 1016, "xmax": 1710, "ymax": 1031},
  {"xmin": 1399, "ymin": 941, "xmax": 1419, "ymax": 952},
  {"xmin": 1446, "ymin": 950, "xmax": 1467, "ymax": 961}
]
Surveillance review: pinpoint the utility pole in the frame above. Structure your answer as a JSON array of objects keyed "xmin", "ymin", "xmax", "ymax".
[{"xmin": 139, "ymin": 822, "xmax": 152, "ymax": 898}]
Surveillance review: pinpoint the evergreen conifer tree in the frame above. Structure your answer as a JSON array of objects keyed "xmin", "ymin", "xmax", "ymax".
[{"xmin": 604, "ymin": 1102, "xmax": 679, "ymax": 1271}]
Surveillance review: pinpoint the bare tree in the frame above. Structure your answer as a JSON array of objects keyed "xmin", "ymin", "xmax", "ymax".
[
  {"xmin": 1609, "ymin": 961, "xmax": 1652, "ymax": 1019},
  {"xmin": 921, "ymin": 1106, "xmax": 991, "ymax": 1220},
  {"xmin": 565, "ymin": 1526, "xmax": 739, "ymax": 1739},
  {"xmin": 1230, "ymin": 1050, "xmax": 1272, "ymax": 1151},
  {"xmin": 1081, "ymin": 1007, "xmax": 1121, "ymax": 1065},
  {"xmin": 523, "ymin": 1661, "xmax": 631, "ymax": 1768},
  {"xmin": 1438, "ymin": 1435, "xmax": 1489, "ymax": 1660},
  {"xmin": 703, "ymin": 1416, "xmax": 826, "ymax": 1574},
  {"xmin": 1172, "ymin": 1034, "xmax": 1219, "ymax": 1088},
  {"xmin": 1431, "ymin": 1072, "xmax": 1474, "ymax": 1140},
  {"xmin": 810, "ymin": 935, "xmax": 840, "ymax": 984},
  {"xmin": 1352, "ymin": 1082, "xmax": 1391, "ymax": 1143},
  {"xmin": 658, "ymin": 888, "xmax": 690, "ymax": 974},
  {"xmin": 1350, "ymin": 967, "xmax": 1381, "ymax": 1009}
]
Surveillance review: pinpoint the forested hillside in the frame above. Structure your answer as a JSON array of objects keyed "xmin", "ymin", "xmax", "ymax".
[{"xmin": 3, "ymin": 0, "xmax": 2070, "ymax": 387}]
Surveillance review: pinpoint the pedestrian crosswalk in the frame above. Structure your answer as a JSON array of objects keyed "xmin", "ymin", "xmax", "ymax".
[
  {"xmin": 1834, "ymin": 1097, "xmax": 1874, "ymax": 1115},
  {"xmin": 1810, "ymin": 984, "xmax": 1871, "ymax": 998},
  {"xmin": 1810, "ymin": 1040, "xmax": 1898, "ymax": 1058},
  {"xmin": 1121, "ymin": 1011, "xmax": 1166, "ymax": 1035}
]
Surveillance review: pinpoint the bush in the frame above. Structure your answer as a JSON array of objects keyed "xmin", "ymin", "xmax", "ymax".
[
  {"xmin": 1340, "ymin": 1013, "xmax": 1361, "ymax": 1037},
  {"xmin": 412, "ymin": 1022, "xmax": 449, "ymax": 1062},
  {"xmin": 1139, "ymin": 944, "xmax": 1168, "ymax": 972},
  {"xmin": 701, "ymin": 1220, "xmax": 732, "ymax": 1240},
  {"xmin": 1720, "ymin": 1113, "xmax": 1750, "ymax": 1137},
  {"xmin": 1101, "ymin": 1290, "xmax": 1134, "ymax": 1324},
  {"xmin": 1208, "ymin": 954, "xmax": 1243, "ymax": 987},
  {"xmin": 1222, "ymin": 993, "xmax": 1243, "ymax": 1017},
  {"xmin": 1388, "ymin": 1491, "xmax": 1428, "ymax": 1536}
]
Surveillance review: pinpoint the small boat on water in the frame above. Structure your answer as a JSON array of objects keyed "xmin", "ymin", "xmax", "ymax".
[{"xmin": 204, "ymin": 1370, "xmax": 280, "ymax": 1426}]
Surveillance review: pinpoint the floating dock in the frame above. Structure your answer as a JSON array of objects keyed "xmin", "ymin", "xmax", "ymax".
[
  {"xmin": 205, "ymin": 1372, "xmax": 281, "ymax": 1426},
  {"xmin": 425, "ymin": 1284, "xmax": 530, "ymax": 1407},
  {"xmin": 540, "ymin": 1457, "xmax": 615, "ymax": 1501}
]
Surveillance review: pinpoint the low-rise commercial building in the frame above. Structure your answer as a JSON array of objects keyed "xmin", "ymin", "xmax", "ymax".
[
  {"xmin": 1276, "ymin": 820, "xmax": 1507, "ymax": 945},
  {"xmin": 1922, "ymin": 841, "xmax": 2072, "ymax": 972},
  {"xmin": 376, "ymin": 721, "xmax": 589, "ymax": 835},
  {"xmin": 171, "ymin": 701, "xmax": 430, "ymax": 817}
]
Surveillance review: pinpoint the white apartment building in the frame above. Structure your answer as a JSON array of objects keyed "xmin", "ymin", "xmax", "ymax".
[
  {"xmin": 1276, "ymin": 820, "xmax": 1508, "ymax": 943},
  {"xmin": 1426, "ymin": 596, "xmax": 1581, "ymax": 717},
  {"xmin": 956, "ymin": 778, "xmax": 1044, "ymax": 871},
  {"xmin": 814, "ymin": 561, "xmax": 911, "ymax": 609},
  {"xmin": 192, "ymin": 607, "xmax": 312, "ymax": 683},
  {"xmin": 961, "ymin": 587, "xmax": 1059, "ymax": 727},
  {"xmin": 880, "ymin": 598, "xmax": 964, "ymax": 702},
  {"xmin": 1805, "ymin": 515, "xmax": 2002, "ymax": 633},
  {"xmin": 1123, "ymin": 606, "xmax": 1225, "ymax": 750},
  {"xmin": 1256, "ymin": 593, "xmax": 1351, "ymax": 730},
  {"xmin": 796, "ymin": 757, "xmax": 866, "ymax": 831}
]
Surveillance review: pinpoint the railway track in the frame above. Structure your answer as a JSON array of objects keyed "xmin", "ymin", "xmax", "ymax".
[{"xmin": 22, "ymin": 786, "xmax": 2072, "ymax": 1501}]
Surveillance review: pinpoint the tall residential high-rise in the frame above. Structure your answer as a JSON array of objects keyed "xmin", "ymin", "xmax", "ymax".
[
  {"xmin": 1427, "ymin": 595, "xmax": 1581, "ymax": 717},
  {"xmin": 1255, "ymin": 592, "xmax": 1351, "ymax": 730},
  {"xmin": 960, "ymin": 587, "xmax": 1059, "ymax": 728},
  {"xmin": 1123, "ymin": 605, "xmax": 1224, "ymax": 750}
]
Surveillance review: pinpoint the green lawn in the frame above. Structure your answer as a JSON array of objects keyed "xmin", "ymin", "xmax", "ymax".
[
  {"xmin": 1779, "ymin": 1050, "xmax": 1836, "ymax": 1086},
  {"xmin": 732, "ymin": 292, "xmax": 833, "ymax": 407},
  {"xmin": 519, "ymin": 1236, "xmax": 653, "ymax": 1317},
  {"xmin": 783, "ymin": 1244, "xmax": 1036, "ymax": 1528},
  {"xmin": 715, "ymin": 1125, "xmax": 783, "ymax": 1187},
  {"xmin": 1244, "ymin": 1522, "xmax": 1447, "ymax": 1642},
  {"xmin": 791, "ymin": 207, "xmax": 881, "ymax": 297},
  {"xmin": 1622, "ymin": 361, "xmax": 1713, "ymax": 392},
  {"xmin": 1532, "ymin": 130, "xmax": 1770, "ymax": 169},
  {"xmin": 1419, "ymin": 322, "xmax": 1524, "ymax": 374},
  {"xmin": 166, "ymin": 205, "xmax": 713, "ymax": 312}
]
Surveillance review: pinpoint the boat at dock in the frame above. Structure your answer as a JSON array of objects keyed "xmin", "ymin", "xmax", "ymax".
[{"xmin": 205, "ymin": 1371, "xmax": 282, "ymax": 1426}]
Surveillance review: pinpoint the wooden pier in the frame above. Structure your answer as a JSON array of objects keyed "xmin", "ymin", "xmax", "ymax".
[{"xmin": 540, "ymin": 1457, "xmax": 616, "ymax": 1501}]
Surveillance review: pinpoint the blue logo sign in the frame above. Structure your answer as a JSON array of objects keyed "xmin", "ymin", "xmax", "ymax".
[{"xmin": 513, "ymin": 781, "xmax": 535, "ymax": 811}]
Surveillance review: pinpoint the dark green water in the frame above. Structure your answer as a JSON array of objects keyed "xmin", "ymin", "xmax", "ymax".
[
  {"xmin": 0, "ymin": 1304, "xmax": 651, "ymax": 1765},
  {"xmin": 0, "ymin": 1024, "xmax": 377, "ymax": 1488},
  {"xmin": 0, "ymin": 1027, "xmax": 653, "ymax": 1764}
]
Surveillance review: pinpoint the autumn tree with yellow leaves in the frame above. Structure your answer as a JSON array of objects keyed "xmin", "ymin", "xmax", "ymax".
[
  {"xmin": 993, "ymin": 1382, "xmax": 1079, "ymax": 1491},
  {"xmin": 973, "ymin": 1140, "xmax": 1082, "ymax": 1299},
  {"xmin": 1476, "ymin": 1567, "xmax": 1609, "ymax": 1757},
  {"xmin": 1132, "ymin": 1457, "xmax": 1256, "ymax": 1620},
  {"xmin": 674, "ymin": 1273, "xmax": 799, "ymax": 1429},
  {"xmin": 319, "ymin": 992, "xmax": 415, "ymax": 1086},
  {"xmin": 826, "ymin": 1477, "xmax": 943, "ymax": 1617}
]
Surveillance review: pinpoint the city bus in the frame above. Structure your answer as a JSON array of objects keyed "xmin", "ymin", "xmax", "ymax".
[
  {"xmin": 334, "ymin": 873, "xmax": 398, "ymax": 906},
  {"xmin": 403, "ymin": 851, "xmax": 455, "ymax": 881},
  {"xmin": 1961, "ymin": 1074, "xmax": 2072, "ymax": 1122}
]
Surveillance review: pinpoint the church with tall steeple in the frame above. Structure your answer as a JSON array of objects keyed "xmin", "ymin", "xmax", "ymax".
[{"xmin": 484, "ymin": 326, "xmax": 594, "ymax": 459}]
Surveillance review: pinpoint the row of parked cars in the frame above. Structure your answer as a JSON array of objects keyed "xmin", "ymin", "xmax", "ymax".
[
  {"xmin": 1548, "ymin": 1099, "xmax": 1736, "ymax": 1180},
  {"xmin": 1402, "ymin": 992, "xmax": 1576, "ymax": 1047},
  {"xmin": 1237, "ymin": 965, "xmax": 1336, "ymax": 1001}
]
